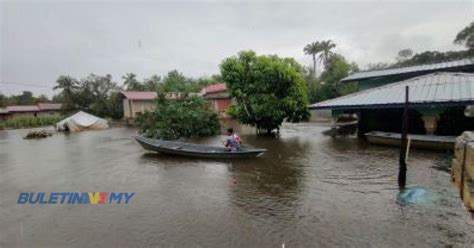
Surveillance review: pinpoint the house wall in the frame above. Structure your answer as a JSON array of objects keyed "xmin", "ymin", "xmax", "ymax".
[
  {"xmin": 0, "ymin": 114, "xmax": 11, "ymax": 121},
  {"xmin": 123, "ymin": 99, "xmax": 155, "ymax": 119},
  {"xmin": 2, "ymin": 111, "xmax": 61, "ymax": 119},
  {"xmin": 451, "ymin": 131, "xmax": 474, "ymax": 212},
  {"xmin": 212, "ymin": 98, "xmax": 231, "ymax": 113},
  {"xmin": 204, "ymin": 91, "xmax": 232, "ymax": 117},
  {"xmin": 123, "ymin": 99, "xmax": 132, "ymax": 119},
  {"xmin": 309, "ymin": 109, "xmax": 332, "ymax": 122},
  {"xmin": 357, "ymin": 106, "xmax": 474, "ymax": 137}
]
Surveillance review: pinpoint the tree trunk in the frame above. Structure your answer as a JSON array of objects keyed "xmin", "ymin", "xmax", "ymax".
[{"xmin": 312, "ymin": 54, "xmax": 317, "ymax": 77}]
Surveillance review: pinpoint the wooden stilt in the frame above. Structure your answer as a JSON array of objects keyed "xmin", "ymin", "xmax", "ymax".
[{"xmin": 398, "ymin": 86, "xmax": 409, "ymax": 189}]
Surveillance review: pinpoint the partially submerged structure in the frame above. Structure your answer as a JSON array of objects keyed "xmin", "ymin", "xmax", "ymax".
[
  {"xmin": 120, "ymin": 91, "xmax": 158, "ymax": 121},
  {"xmin": 200, "ymin": 83, "xmax": 232, "ymax": 116},
  {"xmin": 451, "ymin": 131, "xmax": 474, "ymax": 211},
  {"xmin": 56, "ymin": 111, "xmax": 109, "ymax": 132},
  {"xmin": 310, "ymin": 59, "xmax": 474, "ymax": 150},
  {"xmin": 0, "ymin": 103, "xmax": 62, "ymax": 120}
]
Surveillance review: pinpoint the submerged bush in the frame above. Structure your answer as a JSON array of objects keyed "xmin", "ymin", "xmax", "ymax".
[
  {"xmin": 0, "ymin": 115, "xmax": 62, "ymax": 129},
  {"xmin": 135, "ymin": 96, "xmax": 220, "ymax": 139}
]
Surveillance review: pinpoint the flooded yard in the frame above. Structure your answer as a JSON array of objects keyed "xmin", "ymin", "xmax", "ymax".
[{"xmin": 0, "ymin": 124, "xmax": 473, "ymax": 247}]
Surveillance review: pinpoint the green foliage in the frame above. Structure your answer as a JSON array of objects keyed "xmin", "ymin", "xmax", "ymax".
[
  {"xmin": 368, "ymin": 24, "xmax": 474, "ymax": 70},
  {"xmin": 53, "ymin": 74, "xmax": 122, "ymax": 119},
  {"xmin": 76, "ymin": 74, "xmax": 119, "ymax": 117},
  {"xmin": 106, "ymin": 92, "xmax": 124, "ymax": 120},
  {"xmin": 135, "ymin": 96, "xmax": 220, "ymax": 139},
  {"xmin": 0, "ymin": 94, "xmax": 7, "ymax": 107},
  {"xmin": 158, "ymin": 70, "xmax": 195, "ymax": 93},
  {"xmin": 303, "ymin": 40, "xmax": 337, "ymax": 76},
  {"xmin": 221, "ymin": 50, "xmax": 309, "ymax": 133},
  {"xmin": 122, "ymin": 73, "xmax": 144, "ymax": 91},
  {"xmin": 304, "ymin": 41, "xmax": 322, "ymax": 76},
  {"xmin": 15, "ymin": 91, "xmax": 35, "ymax": 105},
  {"xmin": 157, "ymin": 70, "xmax": 222, "ymax": 94},
  {"xmin": 0, "ymin": 92, "xmax": 56, "ymax": 108},
  {"xmin": 51, "ymin": 71, "xmax": 222, "ymax": 120},
  {"xmin": 307, "ymin": 54, "xmax": 358, "ymax": 103},
  {"xmin": 318, "ymin": 40, "xmax": 336, "ymax": 68},
  {"xmin": 54, "ymin": 76, "xmax": 79, "ymax": 112},
  {"xmin": 454, "ymin": 22, "xmax": 474, "ymax": 50},
  {"xmin": 394, "ymin": 50, "xmax": 473, "ymax": 68},
  {"xmin": 121, "ymin": 73, "xmax": 161, "ymax": 91},
  {"xmin": 396, "ymin": 49, "xmax": 413, "ymax": 63},
  {"xmin": 142, "ymin": 75, "xmax": 162, "ymax": 91},
  {"xmin": 0, "ymin": 115, "xmax": 63, "ymax": 129}
]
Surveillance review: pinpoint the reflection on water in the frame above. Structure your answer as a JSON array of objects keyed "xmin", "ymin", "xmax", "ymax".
[{"xmin": 0, "ymin": 124, "xmax": 473, "ymax": 247}]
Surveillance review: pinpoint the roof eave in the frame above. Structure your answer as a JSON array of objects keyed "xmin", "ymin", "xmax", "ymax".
[{"xmin": 309, "ymin": 100, "xmax": 474, "ymax": 110}]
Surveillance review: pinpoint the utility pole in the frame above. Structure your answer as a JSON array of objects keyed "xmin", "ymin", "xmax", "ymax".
[{"xmin": 398, "ymin": 86, "xmax": 409, "ymax": 189}]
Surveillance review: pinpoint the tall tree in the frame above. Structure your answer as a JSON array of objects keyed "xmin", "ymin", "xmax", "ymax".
[
  {"xmin": 318, "ymin": 40, "xmax": 336, "ymax": 68},
  {"xmin": 159, "ymin": 70, "xmax": 195, "ymax": 93},
  {"xmin": 14, "ymin": 91, "xmax": 35, "ymax": 105},
  {"xmin": 0, "ymin": 94, "xmax": 7, "ymax": 107},
  {"xmin": 397, "ymin": 49, "xmax": 414, "ymax": 62},
  {"xmin": 304, "ymin": 41, "xmax": 322, "ymax": 77},
  {"xmin": 79, "ymin": 74, "xmax": 118, "ymax": 117},
  {"xmin": 221, "ymin": 50, "xmax": 309, "ymax": 134},
  {"xmin": 143, "ymin": 75, "xmax": 161, "ymax": 91},
  {"xmin": 34, "ymin": 94, "xmax": 49, "ymax": 104},
  {"xmin": 308, "ymin": 54, "xmax": 358, "ymax": 103},
  {"xmin": 54, "ymin": 75, "xmax": 79, "ymax": 111},
  {"xmin": 122, "ymin": 73, "xmax": 144, "ymax": 91},
  {"xmin": 454, "ymin": 22, "xmax": 474, "ymax": 50}
]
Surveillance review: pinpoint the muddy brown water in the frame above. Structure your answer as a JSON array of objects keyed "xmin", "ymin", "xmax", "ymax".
[{"xmin": 0, "ymin": 124, "xmax": 473, "ymax": 247}]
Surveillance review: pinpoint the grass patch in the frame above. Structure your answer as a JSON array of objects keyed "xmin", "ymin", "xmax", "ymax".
[{"xmin": 0, "ymin": 115, "xmax": 63, "ymax": 129}]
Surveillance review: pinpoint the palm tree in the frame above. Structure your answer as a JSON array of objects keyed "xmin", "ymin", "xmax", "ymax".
[
  {"xmin": 53, "ymin": 75, "xmax": 79, "ymax": 111},
  {"xmin": 122, "ymin": 73, "xmax": 139, "ymax": 90},
  {"xmin": 318, "ymin": 40, "xmax": 336, "ymax": 69},
  {"xmin": 304, "ymin": 41, "xmax": 322, "ymax": 77}
]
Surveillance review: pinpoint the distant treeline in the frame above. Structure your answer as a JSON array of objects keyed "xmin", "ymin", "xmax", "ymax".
[
  {"xmin": 366, "ymin": 22, "xmax": 474, "ymax": 70},
  {"xmin": 0, "ymin": 91, "xmax": 50, "ymax": 107},
  {"xmin": 52, "ymin": 70, "xmax": 221, "ymax": 119}
]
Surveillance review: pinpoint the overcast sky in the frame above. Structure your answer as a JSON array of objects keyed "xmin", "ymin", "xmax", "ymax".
[{"xmin": 1, "ymin": 0, "xmax": 473, "ymax": 97}]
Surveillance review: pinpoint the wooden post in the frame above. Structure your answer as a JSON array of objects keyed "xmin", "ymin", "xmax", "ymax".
[
  {"xmin": 460, "ymin": 143, "xmax": 467, "ymax": 200},
  {"xmin": 398, "ymin": 86, "xmax": 409, "ymax": 189}
]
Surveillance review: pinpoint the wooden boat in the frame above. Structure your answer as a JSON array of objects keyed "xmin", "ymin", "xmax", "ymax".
[
  {"xmin": 365, "ymin": 131, "xmax": 456, "ymax": 151},
  {"xmin": 135, "ymin": 136, "xmax": 266, "ymax": 159}
]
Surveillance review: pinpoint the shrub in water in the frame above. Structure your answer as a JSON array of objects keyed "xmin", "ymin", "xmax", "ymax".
[{"xmin": 136, "ymin": 96, "xmax": 220, "ymax": 140}]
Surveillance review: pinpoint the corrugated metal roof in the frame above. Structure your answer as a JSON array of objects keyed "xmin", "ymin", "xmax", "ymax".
[
  {"xmin": 341, "ymin": 58, "xmax": 474, "ymax": 82},
  {"xmin": 38, "ymin": 103, "xmax": 62, "ymax": 111},
  {"xmin": 310, "ymin": 72, "xmax": 474, "ymax": 110},
  {"xmin": 200, "ymin": 83, "xmax": 227, "ymax": 96},
  {"xmin": 0, "ymin": 108, "xmax": 9, "ymax": 114},
  {"xmin": 6, "ymin": 105, "xmax": 40, "ymax": 112},
  {"xmin": 120, "ymin": 91, "xmax": 158, "ymax": 100}
]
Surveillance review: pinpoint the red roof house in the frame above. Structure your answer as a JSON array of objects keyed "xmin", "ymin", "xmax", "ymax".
[
  {"xmin": 120, "ymin": 91, "xmax": 158, "ymax": 100},
  {"xmin": 0, "ymin": 103, "xmax": 62, "ymax": 120},
  {"xmin": 200, "ymin": 83, "xmax": 231, "ymax": 116},
  {"xmin": 6, "ymin": 105, "xmax": 40, "ymax": 112}
]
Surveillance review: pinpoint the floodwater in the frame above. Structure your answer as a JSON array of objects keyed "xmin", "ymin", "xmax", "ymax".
[{"xmin": 0, "ymin": 124, "xmax": 473, "ymax": 247}]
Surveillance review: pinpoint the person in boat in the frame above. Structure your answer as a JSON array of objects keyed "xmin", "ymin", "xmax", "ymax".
[{"xmin": 224, "ymin": 128, "xmax": 241, "ymax": 151}]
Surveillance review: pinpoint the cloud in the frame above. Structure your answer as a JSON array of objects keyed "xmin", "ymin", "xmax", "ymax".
[{"xmin": 1, "ymin": 1, "xmax": 472, "ymax": 96}]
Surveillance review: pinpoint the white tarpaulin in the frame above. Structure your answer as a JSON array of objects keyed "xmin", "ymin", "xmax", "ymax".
[{"xmin": 56, "ymin": 111, "xmax": 109, "ymax": 132}]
